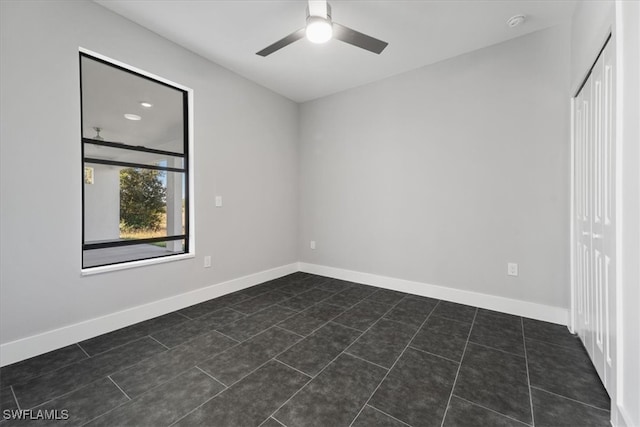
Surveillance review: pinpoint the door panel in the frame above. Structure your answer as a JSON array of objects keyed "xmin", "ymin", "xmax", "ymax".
[{"xmin": 591, "ymin": 54, "xmax": 605, "ymax": 376}]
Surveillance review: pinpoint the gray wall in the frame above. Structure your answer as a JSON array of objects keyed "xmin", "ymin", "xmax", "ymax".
[
  {"xmin": 0, "ymin": 1, "xmax": 299, "ymax": 344},
  {"xmin": 299, "ymin": 25, "xmax": 571, "ymax": 309}
]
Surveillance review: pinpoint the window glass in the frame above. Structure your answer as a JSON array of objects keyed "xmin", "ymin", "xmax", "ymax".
[{"xmin": 81, "ymin": 53, "xmax": 189, "ymax": 269}]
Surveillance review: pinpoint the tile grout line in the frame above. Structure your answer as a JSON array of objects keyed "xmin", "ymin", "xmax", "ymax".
[
  {"xmin": 3, "ymin": 344, "xmax": 101, "ymax": 388},
  {"xmin": 276, "ymin": 299, "xmax": 353, "ymax": 338},
  {"xmin": 124, "ymin": 335, "xmax": 242, "ymax": 398},
  {"xmin": 80, "ymin": 310, "xmax": 196, "ymax": 356},
  {"xmin": 429, "ymin": 312, "xmax": 473, "ymax": 326},
  {"xmin": 194, "ymin": 366, "xmax": 228, "ymax": 387},
  {"xmin": 465, "ymin": 339, "xmax": 526, "ymax": 358},
  {"xmin": 163, "ymin": 321, "xmax": 242, "ymax": 349},
  {"xmin": 174, "ymin": 311, "xmax": 192, "ymax": 320},
  {"xmin": 83, "ymin": 335, "xmax": 244, "ymax": 425},
  {"xmin": 78, "ymin": 282, "xmax": 294, "ymax": 426},
  {"xmin": 525, "ymin": 335, "xmax": 586, "ymax": 353},
  {"xmin": 266, "ymin": 294, "xmax": 410, "ymax": 425},
  {"xmin": 199, "ymin": 326, "xmax": 281, "ymax": 372},
  {"xmin": 328, "ymin": 320, "xmax": 365, "ymax": 333},
  {"xmin": 83, "ymin": 335, "xmax": 159, "ymax": 359},
  {"xmin": 451, "ymin": 394, "xmax": 532, "ymax": 426},
  {"xmin": 170, "ymin": 322, "xmax": 311, "ymax": 427},
  {"xmin": 273, "ymin": 325, "xmax": 306, "ymax": 339},
  {"xmin": 76, "ymin": 343, "xmax": 92, "ymax": 358},
  {"xmin": 381, "ymin": 316, "xmax": 428, "ymax": 329},
  {"xmin": 165, "ymin": 385, "xmax": 228, "ymax": 427},
  {"xmin": 342, "ymin": 351, "xmax": 390, "ymax": 372},
  {"xmin": 439, "ymin": 308, "xmax": 478, "ymax": 427},
  {"xmin": 20, "ymin": 372, "xmax": 137, "ymax": 413},
  {"xmin": 212, "ymin": 329, "xmax": 241, "ymax": 343},
  {"xmin": 169, "ymin": 360, "xmax": 274, "ymax": 427},
  {"xmin": 271, "ymin": 414, "xmax": 289, "ymax": 427},
  {"xmin": 276, "ymin": 286, "xmax": 342, "ymax": 312},
  {"xmin": 407, "ymin": 345, "xmax": 461, "ymax": 365},
  {"xmin": 348, "ymin": 300, "xmax": 443, "ymax": 427},
  {"xmin": 16, "ymin": 342, "xmax": 167, "ymax": 411},
  {"xmin": 521, "ymin": 317, "xmax": 536, "ymax": 427},
  {"xmin": 181, "ymin": 304, "xmax": 240, "ymax": 320},
  {"xmin": 81, "ymin": 362, "xmax": 228, "ymax": 427},
  {"xmin": 9, "ymin": 386, "xmax": 21, "ymax": 410},
  {"xmin": 272, "ymin": 359, "xmax": 313, "ymax": 380},
  {"xmin": 31, "ymin": 374, "xmax": 138, "ymax": 426},
  {"xmin": 529, "ymin": 386, "xmax": 611, "ymax": 412},
  {"xmin": 107, "ymin": 375, "xmax": 132, "ymax": 401},
  {"xmin": 319, "ymin": 301, "xmax": 350, "ymax": 310},
  {"xmin": 276, "ymin": 304, "xmax": 355, "ymax": 341},
  {"xmin": 147, "ymin": 335, "xmax": 171, "ymax": 350},
  {"xmin": 366, "ymin": 404, "xmax": 413, "ymax": 427},
  {"xmin": 259, "ymin": 416, "xmax": 287, "ymax": 427}
]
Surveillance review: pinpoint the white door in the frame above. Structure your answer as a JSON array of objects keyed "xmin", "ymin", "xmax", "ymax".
[
  {"xmin": 601, "ymin": 41, "xmax": 616, "ymax": 391},
  {"xmin": 572, "ymin": 37, "xmax": 615, "ymax": 392}
]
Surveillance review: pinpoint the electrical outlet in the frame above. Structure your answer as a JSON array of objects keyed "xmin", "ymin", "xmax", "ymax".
[
  {"xmin": 507, "ymin": 263, "xmax": 518, "ymax": 277},
  {"xmin": 215, "ymin": 196, "xmax": 223, "ymax": 207},
  {"xmin": 310, "ymin": 241, "xmax": 316, "ymax": 250},
  {"xmin": 204, "ymin": 255, "xmax": 212, "ymax": 268}
]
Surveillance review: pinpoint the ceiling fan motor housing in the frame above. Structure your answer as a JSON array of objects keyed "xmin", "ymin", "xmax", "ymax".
[{"xmin": 307, "ymin": 2, "xmax": 331, "ymax": 19}]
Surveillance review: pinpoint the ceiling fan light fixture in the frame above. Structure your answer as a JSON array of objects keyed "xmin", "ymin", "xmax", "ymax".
[
  {"xmin": 306, "ymin": 16, "xmax": 333, "ymax": 44},
  {"xmin": 256, "ymin": 0, "xmax": 387, "ymax": 56}
]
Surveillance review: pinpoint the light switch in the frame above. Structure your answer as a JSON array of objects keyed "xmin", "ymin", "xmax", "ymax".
[{"xmin": 215, "ymin": 196, "xmax": 223, "ymax": 207}]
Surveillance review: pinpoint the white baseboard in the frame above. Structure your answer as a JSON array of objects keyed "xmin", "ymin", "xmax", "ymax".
[
  {"xmin": 0, "ymin": 263, "xmax": 298, "ymax": 367},
  {"xmin": 298, "ymin": 262, "xmax": 569, "ymax": 326},
  {"xmin": 611, "ymin": 403, "xmax": 633, "ymax": 427},
  {"xmin": 1, "ymin": 261, "xmax": 570, "ymax": 367}
]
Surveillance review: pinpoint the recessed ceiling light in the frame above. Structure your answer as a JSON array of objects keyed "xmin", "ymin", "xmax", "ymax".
[
  {"xmin": 140, "ymin": 102, "xmax": 153, "ymax": 108},
  {"xmin": 124, "ymin": 113, "xmax": 141, "ymax": 121},
  {"xmin": 507, "ymin": 15, "xmax": 526, "ymax": 28}
]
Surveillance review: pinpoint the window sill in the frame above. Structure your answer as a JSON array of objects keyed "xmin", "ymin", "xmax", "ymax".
[{"xmin": 81, "ymin": 253, "xmax": 195, "ymax": 276}]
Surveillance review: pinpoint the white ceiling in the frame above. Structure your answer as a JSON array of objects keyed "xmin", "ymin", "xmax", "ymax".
[{"xmin": 95, "ymin": 0, "xmax": 577, "ymax": 103}]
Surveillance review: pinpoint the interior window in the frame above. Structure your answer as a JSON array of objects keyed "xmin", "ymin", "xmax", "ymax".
[{"xmin": 80, "ymin": 53, "xmax": 190, "ymax": 269}]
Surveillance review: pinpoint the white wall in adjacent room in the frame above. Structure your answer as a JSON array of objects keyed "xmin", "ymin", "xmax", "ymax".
[
  {"xmin": 84, "ymin": 165, "xmax": 120, "ymax": 242},
  {"xmin": 0, "ymin": 1, "xmax": 298, "ymax": 348},
  {"xmin": 298, "ymin": 25, "xmax": 571, "ymax": 310}
]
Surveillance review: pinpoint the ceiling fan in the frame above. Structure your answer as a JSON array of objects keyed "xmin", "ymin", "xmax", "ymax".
[{"xmin": 256, "ymin": 0, "xmax": 388, "ymax": 57}]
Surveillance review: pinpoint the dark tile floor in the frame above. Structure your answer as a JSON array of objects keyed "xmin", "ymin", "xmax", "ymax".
[{"xmin": 0, "ymin": 273, "xmax": 611, "ymax": 426}]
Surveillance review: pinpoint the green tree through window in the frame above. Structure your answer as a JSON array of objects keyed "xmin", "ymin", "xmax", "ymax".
[{"xmin": 119, "ymin": 168, "xmax": 166, "ymax": 232}]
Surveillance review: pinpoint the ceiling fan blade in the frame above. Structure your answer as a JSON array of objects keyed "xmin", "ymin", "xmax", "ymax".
[
  {"xmin": 333, "ymin": 22, "xmax": 388, "ymax": 54},
  {"xmin": 308, "ymin": 0, "xmax": 327, "ymax": 18},
  {"xmin": 256, "ymin": 28, "xmax": 306, "ymax": 57}
]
